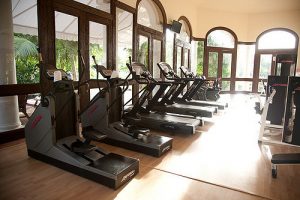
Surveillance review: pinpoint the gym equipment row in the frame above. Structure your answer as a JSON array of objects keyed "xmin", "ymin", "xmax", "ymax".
[{"xmin": 24, "ymin": 53, "xmax": 227, "ymax": 189}]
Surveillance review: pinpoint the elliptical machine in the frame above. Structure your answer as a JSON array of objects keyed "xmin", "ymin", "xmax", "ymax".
[
  {"xmin": 80, "ymin": 56, "xmax": 173, "ymax": 157},
  {"xmin": 25, "ymin": 65, "xmax": 139, "ymax": 189}
]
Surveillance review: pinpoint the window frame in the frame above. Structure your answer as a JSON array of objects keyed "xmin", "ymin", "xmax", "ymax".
[
  {"xmin": 204, "ymin": 27, "xmax": 238, "ymax": 93},
  {"xmin": 252, "ymin": 28, "xmax": 299, "ymax": 93}
]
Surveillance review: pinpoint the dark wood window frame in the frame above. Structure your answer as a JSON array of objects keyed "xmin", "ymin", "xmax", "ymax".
[
  {"xmin": 173, "ymin": 16, "xmax": 193, "ymax": 74},
  {"xmin": 252, "ymin": 28, "xmax": 299, "ymax": 93},
  {"xmin": 204, "ymin": 27, "xmax": 238, "ymax": 93},
  {"xmin": 114, "ymin": 1, "xmax": 137, "ymax": 103},
  {"xmin": 135, "ymin": 0, "xmax": 166, "ymax": 78}
]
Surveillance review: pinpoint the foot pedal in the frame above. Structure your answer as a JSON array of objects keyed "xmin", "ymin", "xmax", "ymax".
[
  {"xmin": 82, "ymin": 126, "xmax": 107, "ymax": 141},
  {"xmin": 71, "ymin": 139, "xmax": 97, "ymax": 154}
]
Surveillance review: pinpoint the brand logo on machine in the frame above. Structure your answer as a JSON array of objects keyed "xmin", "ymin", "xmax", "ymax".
[
  {"xmin": 162, "ymin": 145, "xmax": 171, "ymax": 153},
  {"xmin": 121, "ymin": 170, "xmax": 135, "ymax": 183},
  {"xmin": 31, "ymin": 115, "xmax": 43, "ymax": 129}
]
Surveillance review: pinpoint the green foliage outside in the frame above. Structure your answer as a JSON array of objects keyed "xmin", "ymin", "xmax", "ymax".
[
  {"xmin": 14, "ymin": 33, "xmax": 39, "ymax": 84},
  {"xmin": 221, "ymin": 81, "xmax": 230, "ymax": 91},
  {"xmin": 206, "ymin": 36, "xmax": 231, "ymax": 79},
  {"xmin": 196, "ymin": 41, "xmax": 204, "ymax": 76},
  {"xmin": 137, "ymin": 41, "xmax": 148, "ymax": 68},
  {"xmin": 117, "ymin": 47, "xmax": 132, "ymax": 78},
  {"xmin": 89, "ymin": 43, "xmax": 104, "ymax": 79},
  {"xmin": 55, "ymin": 38, "xmax": 79, "ymax": 80}
]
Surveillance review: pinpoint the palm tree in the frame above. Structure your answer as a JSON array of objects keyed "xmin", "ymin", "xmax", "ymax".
[
  {"xmin": 14, "ymin": 36, "xmax": 38, "ymax": 58},
  {"xmin": 14, "ymin": 35, "xmax": 39, "ymax": 83}
]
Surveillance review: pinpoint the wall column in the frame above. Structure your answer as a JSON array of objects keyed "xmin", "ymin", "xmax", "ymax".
[{"xmin": 0, "ymin": 0, "xmax": 21, "ymax": 132}]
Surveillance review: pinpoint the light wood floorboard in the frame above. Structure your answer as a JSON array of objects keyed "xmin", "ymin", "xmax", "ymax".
[{"xmin": 1, "ymin": 94, "xmax": 300, "ymax": 200}]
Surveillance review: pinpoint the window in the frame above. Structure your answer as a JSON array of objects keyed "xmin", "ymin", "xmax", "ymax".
[
  {"xmin": 235, "ymin": 81, "xmax": 252, "ymax": 92},
  {"xmin": 137, "ymin": 0, "xmax": 165, "ymax": 78},
  {"xmin": 207, "ymin": 30, "xmax": 235, "ymax": 48},
  {"xmin": 259, "ymin": 54, "xmax": 272, "ymax": 79},
  {"xmin": 258, "ymin": 30, "xmax": 296, "ymax": 50},
  {"xmin": 205, "ymin": 27, "xmax": 237, "ymax": 92},
  {"xmin": 89, "ymin": 22, "xmax": 107, "ymax": 79},
  {"xmin": 208, "ymin": 52, "xmax": 218, "ymax": 78},
  {"xmin": 12, "ymin": 0, "xmax": 39, "ymax": 84},
  {"xmin": 166, "ymin": 29, "xmax": 174, "ymax": 65},
  {"xmin": 176, "ymin": 47, "xmax": 182, "ymax": 76},
  {"xmin": 191, "ymin": 41, "xmax": 204, "ymax": 76},
  {"xmin": 222, "ymin": 81, "xmax": 230, "ymax": 91},
  {"xmin": 137, "ymin": 0, "xmax": 163, "ymax": 32},
  {"xmin": 236, "ymin": 44, "xmax": 255, "ymax": 78},
  {"xmin": 74, "ymin": 0, "xmax": 110, "ymax": 13},
  {"xmin": 138, "ymin": 35, "xmax": 149, "ymax": 68},
  {"xmin": 177, "ymin": 21, "xmax": 190, "ymax": 43},
  {"xmin": 116, "ymin": 8, "xmax": 133, "ymax": 79},
  {"xmin": 55, "ymin": 12, "xmax": 79, "ymax": 81},
  {"xmin": 153, "ymin": 39, "xmax": 161, "ymax": 79},
  {"xmin": 222, "ymin": 53, "xmax": 231, "ymax": 78},
  {"xmin": 253, "ymin": 28, "xmax": 298, "ymax": 93}
]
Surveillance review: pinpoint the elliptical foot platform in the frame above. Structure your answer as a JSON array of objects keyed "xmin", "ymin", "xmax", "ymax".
[{"xmin": 103, "ymin": 135, "xmax": 173, "ymax": 157}]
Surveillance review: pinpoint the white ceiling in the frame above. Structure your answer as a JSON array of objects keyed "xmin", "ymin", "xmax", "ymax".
[{"xmin": 188, "ymin": 0, "xmax": 300, "ymax": 13}]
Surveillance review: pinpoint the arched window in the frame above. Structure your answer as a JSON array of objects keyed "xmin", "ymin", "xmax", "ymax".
[
  {"xmin": 254, "ymin": 28, "xmax": 299, "ymax": 92},
  {"xmin": 177, "ymin": 20, "xmax": 190, "ymax": 43},
  {"xmin": 137, "ymin": 0, "xmax": 163, "ymax": 32},
  {"xmin": 136, "ymin": 0, "xmax": 166, "ymax": 80},
  {"xmin": 207, "ymin": 30, "xmax": 235, "ymax": 49},
  {"xmin": 204, "ymin": 27, "xmax": 237, "ymax": 92},
  {"xmin": 173, "ymin": 16, "xmax": 192, "ymax": 78},
  {"xmin": 258, "ymin": 30, "xmax": 296, "ymax": 49}
]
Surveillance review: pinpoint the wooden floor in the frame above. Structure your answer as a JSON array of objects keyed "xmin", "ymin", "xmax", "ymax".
[{"xmin": 1, "ymin": 94, "xmax": 300, "ymax": 200}]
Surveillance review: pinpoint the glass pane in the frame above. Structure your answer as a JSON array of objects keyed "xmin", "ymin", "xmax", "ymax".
[
  {"xmin": 207, "ymin": 30, "xmax": 235, "ymax": 48},
  {"xmin": 74, "ymin": 0, "xmax": 110, "ymax": 13},
  {"xmin": 236, "ymin": 44, "xmax": 255, "ymax": 78},
  {"xmin": 197, "ymin": 41, "xmax": 204, "ymax": 76},
  {"xmin": 153, "ymin": 39, "xmax": 161, "ymax": 79},
  {"xmin": 166, "ymin": 29, "xmax": 174, "ymax": 65},
  {"xmin": 138, "ymin": 35, "xmax": 149, "ymax": 68},
  {"xmin": 258, "ymin": 30, "xmax": 296, "ymax": 49},
  {"xmin": 191, "ymin": 41, "xmax": 197, "ymax": 75},
  {"xmin": 183, "ymin": 49, "xmax": 189, "ymax": 68},
  {"xmin": 89, "ymin": 21, "xmax": 107, "ymax": 79},
  {"xmin": 13, "ymin": 0, "xmax": 39, "ymax": 84},
  {"xmin": 222, "ymin": 53, "xmax": 231, "ymax": 78},
  {"xmin": 176, "ymin": 47, "xmax": 182, "ymax": 76},
  {"xmin": 90, "ymin": 88, "xmax": 98, "ymax": 100},
  {"xmin": 208, "ymin": 52, "xmax": 218, "ymax": 78},
  {"xmin": 235, "ymin": 81, "xmax": 252, "ymax": 92},
  {"xmin": 137, "ymin": 0, "xmax": 163, "ymax": 32},
  {"xmin": 116, "ymin": 8, "xmax": 133, "ymax": 79},
  {"xmin": 55, "ymin": 12, "xmax": 79, "ymax": 81},
  {"xmin": 259, "ymin": 54, "xmax": 272, "ymax": 79},
  {"xmin": 177, "ymin": 20, "xmax": 190, "ymax": 43},
  {"xmin": 221, "ymin": 81, "xmax": 230, "ymax": 91}
]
